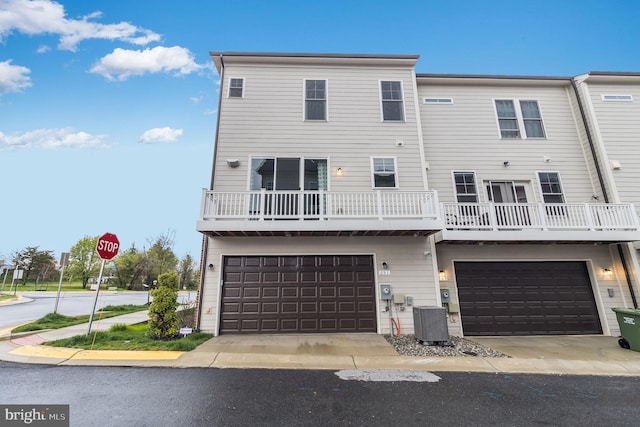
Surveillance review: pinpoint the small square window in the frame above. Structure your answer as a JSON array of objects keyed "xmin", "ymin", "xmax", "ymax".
[
  {"xmin": 229, "ymin": 78, "xmax": 244, "ymax": 98},
  {"xmin": 495, "ymin": 99, "xmax": 545, "ymax": 139},
  {"xmin": 453, "ymin": 172, "xmax": 478, "ymax": 202},
  {"xmin": 372, "ymin": 157, "xmax": 398, "ymax": 188},
  {"xmin": 538, "ymin": 172, "xmax": 564, "ymax": 203}
]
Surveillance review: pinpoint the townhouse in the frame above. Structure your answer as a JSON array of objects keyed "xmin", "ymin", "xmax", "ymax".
[{"xmin": 196, "ymin": 52, "xmax": 640, "ymax": 338}]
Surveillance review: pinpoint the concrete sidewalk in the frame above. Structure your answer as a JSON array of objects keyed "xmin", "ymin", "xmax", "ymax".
[{"xmin": 1, "ymin": 310, "xmax": 640, "ymax": 375}]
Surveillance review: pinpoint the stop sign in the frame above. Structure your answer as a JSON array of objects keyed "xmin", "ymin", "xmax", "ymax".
[{"xmin": 96, "ymin": 232, "xmax": 120, "ymax": 260}]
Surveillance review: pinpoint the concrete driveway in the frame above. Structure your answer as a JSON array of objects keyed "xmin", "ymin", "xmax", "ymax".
[
  {"xmin": 468, "ymin": 335, "xmax": 640, "ymax": 361},
  {"xmin": 195, "ymin": 333, "xmax": 398, "ymax": 356}
]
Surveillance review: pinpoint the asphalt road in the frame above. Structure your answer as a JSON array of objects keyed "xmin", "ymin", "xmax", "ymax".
[
  {"xmin": 1, "ymin": 363, "xmax": 638, "ymax": 426},
  {"xmin": 0, "ymin": 291, "xmax": 196, "ymax": 328}
]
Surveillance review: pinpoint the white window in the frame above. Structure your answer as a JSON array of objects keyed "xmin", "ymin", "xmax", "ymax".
[
  {"xmin": 305, "ymin": 79, "xmax": 327, "ymax": 120},
  {"xmin": 380, "ymin": 81, "xmax": 404, "ymax": 121},
  {"xmin": 453, "ymin": 172, "xmax": 478, "ymax": 202},
  {"xmin": 537, "ymin": 172, "xmax": 564, "ymax": 203},
  {"xmin": 371, "ymin": 157, "xmax": 398, "ymax": 188},
  {"xmin": 601, "ymin": 94, "xmax": 633, "ymax": 102},
  {"xmin": 229, "ymin": 78, "xmax": 244, "ymax": 98},
  {"xmin": 495, "ymin": 99, "xmax": 545, "ymax": 139}
]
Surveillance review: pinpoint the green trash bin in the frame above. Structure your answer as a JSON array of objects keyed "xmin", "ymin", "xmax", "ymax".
[{"xmin": 612, "ymin": 308, "xmax": 640, "ymax": 351}]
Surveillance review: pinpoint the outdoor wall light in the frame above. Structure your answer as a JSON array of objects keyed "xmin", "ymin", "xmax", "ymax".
[
  {"xmin": 336, "ymin": 167, "xmax": 344, "ymax": 176},
  {"xmin": 603, "ymin": 267, "xmax": 613, "ymax": 278},
  {"xmin": 382, "ymin": 262, "xmax": 389, "ymax": 270},
  {"xmin": 503, "ymin": 161, "xmax": 510, "ymax": 167},
  {"xmin": 208, "ymin": 263, "xmax": 215, "ymax": 271},
  {"xmin": 226, "ymin": 159, "xmax": 240, "ymax": 168},
  {"xmin": 438, "ymin": 270, "xmax": 448, "ymax": 281}
]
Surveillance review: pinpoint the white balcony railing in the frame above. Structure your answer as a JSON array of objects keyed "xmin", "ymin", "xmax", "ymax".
[
  {"xmin": 442, "ymin": 202, "xmax": 639, "ymax": 231},
  {"xmin": 201, "ymin": 189, "xmax": 440, "ymax": 221}
]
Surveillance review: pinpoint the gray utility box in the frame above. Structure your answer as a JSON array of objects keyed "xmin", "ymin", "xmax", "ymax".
[{"xmin": 413, "ymin": 306, "xmax": 450, "ymax": 345}]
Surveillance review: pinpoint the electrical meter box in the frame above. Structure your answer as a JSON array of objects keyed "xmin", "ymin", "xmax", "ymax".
[{"xmin": 380, "ymin": 284, "xmax": 392, "ymax": 300}]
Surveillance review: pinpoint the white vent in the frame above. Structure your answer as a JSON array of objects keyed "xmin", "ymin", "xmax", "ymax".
[
  {"xmin": 423, "ymin": 98, "xmax": 453, "ymax": 104},
  {"xmin": 601, "ymin": 94, "xmax": 633, "ymax": 102}
]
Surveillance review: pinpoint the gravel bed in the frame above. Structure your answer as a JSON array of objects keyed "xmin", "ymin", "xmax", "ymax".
[{"xmin": 384, "ymin": 334, "xmax": 510, "ymax": 358}]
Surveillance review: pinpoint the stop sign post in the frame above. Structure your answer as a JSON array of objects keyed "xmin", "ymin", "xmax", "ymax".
[{"xmin": 88, "ymin": 232, "xmax": 120, "ymax": 335}]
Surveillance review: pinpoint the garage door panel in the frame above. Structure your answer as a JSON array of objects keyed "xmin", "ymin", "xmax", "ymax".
[
  {"xmin": 263, "ymin": 287, "xmax": 280, "ymax": 298},
  {"xmin": 244, "ymin": 272, "xmax": 260, "ymax": 283},
  {"xmin": 281, "ymin": 287, "xmax": 298, "ymax": 298},
  {"xmin": 320, "ymin": 302, "xmax": 336, "ymax": 313},
  {"xmin": 300, "ymin": 287, "xmax": 317, "ymax": 298},
  {"xmin": 261, "ymin": 302, "xmax": 278, "ymax": 313},
  {"xmin": 220, "ymin": 255, "xmax": 376, "ymax": 334},
  {"xmin": 300, "ymin": 302, "xmax": 318, "ymax": 313},
  {"xmin": 281, "ymin": 302, "xmax": 298, "ymax": 313},
  {"xmin": 457, "ymin": 261, "xmax": 601, "ymax": 336},
  {"xmin": 280, "ymin": 319, "xmax": 298, "ymax": 331},
  {"xmin": 301, "ymin": 272, "xmax": 317, "ymax": 282},
  {"xmin": 319, "ymin": 287, "xmax": 336, "ymax": 298}
]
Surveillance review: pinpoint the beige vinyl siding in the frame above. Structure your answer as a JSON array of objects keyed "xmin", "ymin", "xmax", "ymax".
[
  {"xmin": 585, "ymin": 82, "xmax": 640, "ymax": 207},
  {"xmin": 436, "ymin": 244, "xmax": 630, "ymax": 336},
  {"xmin": 198, "ymin": 236, "xmax": 437, "ymax": 335},
  {"xmin": 566, "ymin": 84, "xmax": 604, "ymax": 201},
  {"xmin": 214, "ymin": 64, "xmax": 425, "ymax": 192},
  {"xmin": 417, "ymin": 81, "xmax": 598, "ymax": 203}
]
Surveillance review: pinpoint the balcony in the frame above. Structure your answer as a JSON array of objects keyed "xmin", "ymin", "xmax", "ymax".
[
  {"xmin": 438, "ymin": 202, "xmax": 640, "ymax": 243},
  {"xmin": 197, "ymin": 189, "xmax": 443, "ymax": 237}
]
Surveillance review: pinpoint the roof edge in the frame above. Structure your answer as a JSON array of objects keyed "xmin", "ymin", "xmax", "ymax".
[{"xmin": 417, "ymin": 73, "xmax": 571, "ymax": 81}]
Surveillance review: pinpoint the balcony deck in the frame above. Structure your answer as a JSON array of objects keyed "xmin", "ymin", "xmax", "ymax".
[
  {"xmin": 437, "ymin": 202, "xmax": 640, "ymax": 243},
  {"xmin": 197, "ymin": 189, "xmax": 443, "ymax": 237}
]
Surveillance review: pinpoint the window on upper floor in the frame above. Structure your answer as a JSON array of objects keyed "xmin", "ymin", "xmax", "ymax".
[
  {"xmin": 229, "ymin": 78, "xmax": 244, "ymax": 98},
  {"xmin": 305, "ymin": 79, "xmax": 327, "ymax": 120},
  {"xmin": 538, "ymin": 172, "xmax": 564, "ymax": 203},
  {"xmin": 380, "ymin": 81, "xmax": 404, "ymax": 121},
  {"xmin": 453, "ymin": 172, "xmax": 478, "ymax": 202},
  {"xmin": 371, "ymin": 157, "xmax": 398, "ymax": 188},
  {"xmin": 495, "ymin": 99, "xmax": 545, "ymax": 139}
]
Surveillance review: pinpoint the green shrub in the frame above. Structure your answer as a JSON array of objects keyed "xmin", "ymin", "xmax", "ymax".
[
  {"xmin": 146, "ymin": 272, "xmax": 179, "ymax": 339},
  {"xmin": 109, "ymin": 323, "xmax": 127, "ymax": 332}
]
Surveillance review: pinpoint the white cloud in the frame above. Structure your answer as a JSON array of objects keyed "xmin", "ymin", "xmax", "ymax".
[
  {"xmin": 36, "ymin": 44, "xmax": 50, "ymax": 53},
  {"xmin": 0, "ymin": 127, "xmax": 109, "ymax": 150},
  {"xmin": 139, "ymin": 127, "xmax": 183, "ymax": 144},
  {"xmin": 90, "ymin": 46, "xmax": 202, "ymax": 81},
  {"xmin": 190, "ymin": 96, "xmax": 203, "ymax": 104},
  {"xmin": 0, "ymin": 0, "xmax": 160, "ymax": 51},
  {"xmin": 0, "ymin": 59, "xmax": 31, "ymax": 94}
]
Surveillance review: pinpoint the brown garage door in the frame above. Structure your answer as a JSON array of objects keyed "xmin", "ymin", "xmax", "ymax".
[
  {"xmin": 220, "ymin": 255, "xmax": 376, "ymax": 334},
  {"xmin": 455, "ymin": 261, "xmax": 602, "ymax": 336}
]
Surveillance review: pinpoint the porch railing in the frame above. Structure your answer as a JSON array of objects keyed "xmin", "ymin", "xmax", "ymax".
[
  {"xmin": 201, "ymin": 190, "xmax": 440, "ymax": 221},
  {"xmin": 441, "ymin": 202, "xmax": 639, "ymax": 231}
]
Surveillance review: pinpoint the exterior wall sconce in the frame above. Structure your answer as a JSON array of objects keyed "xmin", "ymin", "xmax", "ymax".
[
  {"xmin": 382, "ymin": 262, "xmax": 389, "ymax": 270},
  {"xmin": 336, "ymin": 167, "xmax": 344, "ymax": 176},
  {"xmin": 603, "ymin": 267, "xmax": 613, "ymax": 278},
  {"xmin": 438, "ymin": 270, "xmax": 448, "ymax": 281},
  {"xmin": 503, "ymin": 161, "xmax": 510, "ymax": 167},
  {"xmin": 226, "ymin": 159, "xmax": 239, "ymax": 168},
  {"xmin": 208, "ymin": 263, "xmax": 215, "ymax": 271}
]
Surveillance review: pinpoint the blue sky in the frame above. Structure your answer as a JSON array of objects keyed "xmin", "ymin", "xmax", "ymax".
[{"xmin": 1, "ymin": 0, "xmax": 639, "ymax": 263}]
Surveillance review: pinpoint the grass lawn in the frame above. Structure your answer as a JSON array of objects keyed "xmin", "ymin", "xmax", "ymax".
[
  {"xmin": 11, "ymin": 304, "xmax": 148, "ymax": 333},
  {"xmin": 44, "ymin": 323, "xmax": 213, "ymax": 351},
  {"xmin": 0, "ymin": 294, "xmax": 17, "ymax": 302}
]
